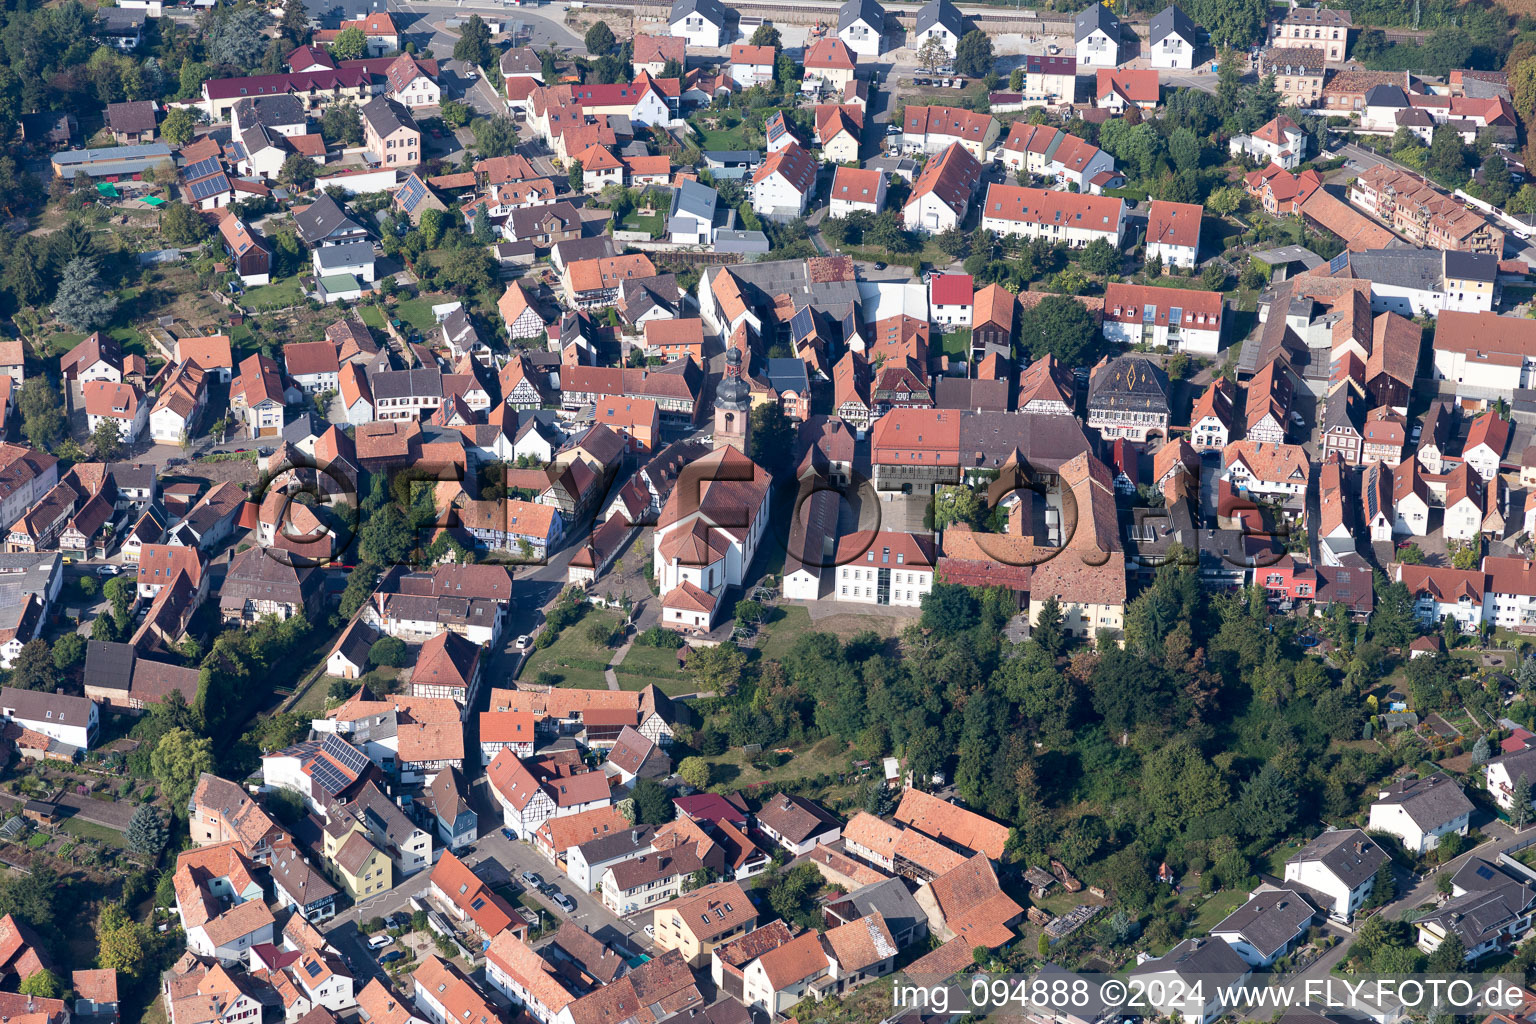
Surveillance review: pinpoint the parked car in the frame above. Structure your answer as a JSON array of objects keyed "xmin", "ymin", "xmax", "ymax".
[
  {"xmin": 386, "ymin": 912, "xmax": 410, "ymax": 930},
  {"xmin": 500, "ymin": 827, "xmax": 515, "ymax": 841},
  {"xmin": 516, "ymin": 634, "xmax": 531, "ymax": 649},
  {"xmin": 95, "ymin": 565, "xmax": 119, "ymax": 577},
  {"xmin": 368, "ymin": 935, "xmax": 393, "ymax": 949},
  {"xmin": 552, "ymin": 892, "xmax": 575, "ymax": 913},
  {"xmin": 520, "ymin": 870, "xmax": 544, "ymax": 888},
  {"xmin": 378, "ymin": 950, "xmax": 404, "ymax": 965}
]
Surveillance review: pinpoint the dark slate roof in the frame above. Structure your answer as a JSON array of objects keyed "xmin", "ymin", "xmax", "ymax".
[
  {"xmin": 827, "ymin": 877, "xmax": 926, "ymax": 943},
  {"xmin": 1284, "ymin": 829, "xmax": 1394, "ymax": 890},
  {"xmin": 361, "ymin": 96, "xmax": 417, "ymax": 139},
  {"xmin": 1417, "ymin": 859, "xmax": 1536, "ymax": 948},
  {"xmin": 293, "ymin": 194, "xmax": 365, "ymax": 246},
  {"xmin": 1210, "ymin": 889, "xmax": 1316, "ymax": 959},
  {"xmin": 839, "ymin": 0, "xmax": 886, "ymax": 32},
  {"xmin": 1373, "ymin": 771, "xmax": 1474, "ymax": 831},
  {"xmin": 84, "ymin": 640, "xmax": 135, "ymax": 692},
  {"xmin": 1444, "ymin": 250, "xmax": 1497, "ymax": 283},
  {"xmin": 671, "ymin": 0, "xmax": 724, "ymax": 24},
  {"xmin": 1364, "ymin": 84, "xmax": 1409, "ymax": 108},
  {"xmin": 1150, "ymin": 4, "xmax": 1195, "ymax": 45},
  {"xmin": 1088, "ymin": 355, "xmax": 1169, "ymax": 416},
  {"xmin": 915, "ymin": 0, "xmax": 963, "ymax": 38},
  {"xmin": 236, "ymin": 95, "xmax": 307, "ymax": 128},
  {"xmin": 1129, "ymin": 937, "xmax": 1247, "ymax": 987},
  {"xmin": 1075, "ymin": 3, "xmax": 1120, "ymax": 43}
]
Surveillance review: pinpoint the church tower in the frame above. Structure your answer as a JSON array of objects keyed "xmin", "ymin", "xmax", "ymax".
[{"xmin": 713, "ymin": 345, "xmax": 751, "ymax": 452}]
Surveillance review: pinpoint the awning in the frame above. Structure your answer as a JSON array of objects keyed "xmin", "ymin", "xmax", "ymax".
[
  {"xmin": 96, "ymin": 182, "xmax": 119, "ymax": 198},
  {"xmin": 143, "ymin": 196, "xmax": 166, "ymax": 206}
]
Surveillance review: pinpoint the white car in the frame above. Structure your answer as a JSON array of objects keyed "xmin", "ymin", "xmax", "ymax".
[
  {"xmin": 368, "ymin": 935, "xmax": 393, "ymax": 950},
  {"xmin": 95, "ymin": 564, "xmax": 120, "ymax": 577},
  {"xmin": 516, "ymin": 634, "xmax": 531, "ymax": 649},
  {"xmin": 643, "ymin": 924, "xmax": 655, "ymax": 938}
]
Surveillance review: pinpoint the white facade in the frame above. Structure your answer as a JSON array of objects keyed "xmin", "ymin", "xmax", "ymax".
[
  {"xmin": 1102, "ymin": 317, "xmax": 1221, "ymax": 357},
  {"xmin": 750, "ymin": 169, "xmax": 811, "ymax": 218},
  {"xmin": 839, "ymin": 15, "xmax": 883, "ymax": 56},
  {"xmin": 671, "ymin": 11, "xmax": 724, "ymax": 47},
  {"xmin": 905, "ymin": 190, "xmax": 966, "ymax": 234},
  {"xmin": 1148, "ymin": 238, "xmax": 1197, "ymax": 271},
  {"xmin": 833, "ymin": 563, "xmax": 930, "ymax": 605},
  {"xmin": 1283, "ymin": 855, "xmax": 1374, "ymax": 922},
  {"xmin": 1149, "ymin": 29, "xmax": 1194, "ymax": 68},
  {"xmin": 1444, "ymin": 495, "xmax": 1483, "ymax": 542},
  {"xmin": 1367, "ymin": 793, "xmax": 1471, "ymax": 855},
  {"xmin": 1075, "ymin": 27, "xmax": 1118, "ymax": 68}
]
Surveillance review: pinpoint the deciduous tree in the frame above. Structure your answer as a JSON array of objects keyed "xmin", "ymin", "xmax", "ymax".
[{"xmin": 330, "ymin": 26, "xmax": 367, "ymax": 61}]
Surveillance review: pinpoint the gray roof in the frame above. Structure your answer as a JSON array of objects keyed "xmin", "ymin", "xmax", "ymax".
[
  {"xmin": 671, "ymin": 0, "xmax": 724, "ymax": 25},
  {"xmin": 713, "ymin": 230, "xmax": 770, "ymax": 253},
  {"xmin": 553, "ymin": 235, "xmax": 617, "ymax": 266},
  {"xmin": 52, "ymin": 143, "xmax": 172, "ymax": 172},
  {"xmin": 671, "ymin": 179, "xmax": 718, "ymax": 222},
  {"xmin": 1088, "ymin": 355, "xmax": 1169, "ymax": 416},
  {"xmin": 84, "ymin": 640, "xmax": 135, "ymax": 692},
  {"xmin": 1445, "ymin": 250, "xmax": 1497, "ymax": 283},
  {"xmin": 97, "ymin": 8, "xmax": 146, "ymax": 31},
  {"xmin": 361, "ymin": 96, "xmax": 417, "ymax": 138},
  {"xmin": 1322, "ymin": 388, "xmax": 1362, "ymax": 437},
  {"xmin": 915, "ymin": 0, "xmax": 963, "ymax": 38},
  {"xmin": 371, "ymin": 367, "xmax": 442, "ymax": 400},
  {"xmin": 293, "ymin": 194, "xmax": 366, "ymax": 246},
  {"xmin": 703, "ymin": 150, "xmax": 761, "ymax": 165},
  {"xmin": 314, "ymin": 241, "xmax": 375, "ymax": 270},
  {"xmin": 703, "ymin": 257, "xmax": 860, "ymax": 321},
  {"xmin": 1373, "ymin": 771, "xmax": 1474, "ymax": 831},
  {"xmin": 765, "ymin": 358, "xmax": 810, "ymax": 394},
  {"xmin": 1074, "ymin": 3, "xmax": 1120, "ymax": 43},
  {"xmin": 1149, "ymin": 4, "xmax": 1195, "ymax": 45},
  {"xmin": 1418, "ymin": 859, "xmax": 1536, "ymax": 948},
  {"xmin": 1365, "ymin": 84, "xmax": 1409, "ymax": 108},
  {"xmin": 828, "ymin": 877, "xmax": 926, "ymax": 944},
  {"xmin": 0, "ymin": 686, "xmax": 94, "ymax": 731},
  {"xmin": 1290, "ymin": 822, "xmax": 1388, "ymax": 890},
  {"xmin": 236, "ymin": 95, "xmax": 307, "ymax": 129},
  {"xmin": 838, "ymin": 0, "xmax": 886, "ymax": 32},
  {"xmin": 1339, "ymin": 248, "xmax": 1443, "ymax": 292},
  {"xmin": 1210, "ymin": 889, "xmax": 1316, "ymax": 959},
  {"xmin": 958, "ymin": 411, "xmax": 1091, "ymax": 473},
  {"xmin": 1129, "ymin": 937, "xmax": 1248, "ymax": 987}
]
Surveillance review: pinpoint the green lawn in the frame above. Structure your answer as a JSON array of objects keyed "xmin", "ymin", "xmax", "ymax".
[
  {"xmin": 242, "ymin": 276, "xmax": 308, "ymax": 311},
  {"xmin": 1189, "ymin": 888, "xmax": 1249, "ymax": 934},
  {"xmin": 394, "ymin": 297, "xmax": 443, "ymax": 334},
  {"xmin": 108, "ymin": 324, "xmax": 149, "ymax": 357},
  {"xmin": 939, "ymin": 328, "xmax": 972, "ymax": 361},
  {"xmin": 43, "ymin": 332, "xmax": 87, "ymax": 357},
  {"xmin": 520, "ymin": 611, "xmax": 623, "ymax": 690},
  {"xmin": 59, "ymin": 816, "xmax": 129, "ymax": 848},
  {"xmin": 613, "ymin": 645, "xmax": 698, "ymax": 696},
  {"xmin": 689, "ymin": 115, "xmax": 751, "ymax": 151},
  {"xmin": 620, "ymin": 211, "xmax": 664, "ymax": 238},
  {"xmin": 757, "ymin": 605, "xmax": 812, "ymax": 663},
  {"xmin": 358, "ymin": 304, "xmax": 386, "ymax": 328}
]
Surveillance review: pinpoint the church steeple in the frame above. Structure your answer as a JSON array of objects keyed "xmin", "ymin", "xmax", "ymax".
[{"xmin": 714, "ymin": 346, "xmax": 751, "ymax": 452}]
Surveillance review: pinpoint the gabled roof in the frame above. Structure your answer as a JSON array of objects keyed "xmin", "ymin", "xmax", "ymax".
[
  {"xmin": 1075, "ymin": 3, "xmax": 1120, "ymax": 42},
  {"xmin": 915, "ymin": 0, "xmax": 963, "ymax": 38},
  {"xmin": 1150, "ymin": 3, "xmax": 1195, "ymax": 45}
]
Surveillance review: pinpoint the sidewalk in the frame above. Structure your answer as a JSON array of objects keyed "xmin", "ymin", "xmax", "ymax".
[{"xmin": 603, "ymin": 636, "xmax": 635, "ymax": 691}]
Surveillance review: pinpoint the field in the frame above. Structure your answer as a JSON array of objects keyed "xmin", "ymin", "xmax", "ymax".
[{"xmin": 520, "ymin": 611, "xmax": 624, "ymax": 690}]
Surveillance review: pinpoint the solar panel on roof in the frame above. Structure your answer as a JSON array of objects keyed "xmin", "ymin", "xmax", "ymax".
[
  {"xmin": 189, "ymin": 174, "xmax": 231, "ymax": 201},
  {"xmin": 322, "ymin": 733, "xmax": 370, "ymax": 773},
  {"xmin": 1329, "ymin": 251, "xmax": 1350, "ymax": 274},
  {"xmin": 183, "ymin": 155, "xmax": 222, "ymax": 181},
  {"xmin": 1476, "ymin": 864, "xmax": 1496, "ymax": 879},
  {"xmin": 304, "ymin": 960, "xmax": 322, "ymax": 978},
  {"xmin": 790, "ymin": 305, "xmax": 816, "ymax": 342}
]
